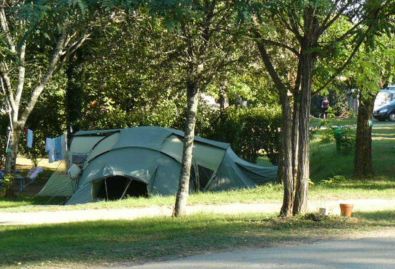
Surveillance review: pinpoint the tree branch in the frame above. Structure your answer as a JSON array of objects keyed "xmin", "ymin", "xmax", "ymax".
[
  {"xmin": 293, "ymin": 59, "xmax": 302, "ymax": 93},
  {"xmin": 252, "ymin": 28, "xmax": 289, "ymax": 94},
  {"xmin": 260, "ymin": 38, "xmax": 300, "ymax": 56},
  {"xmin": 320, "ymin": 0, "xmax": 342, "ymax": 29},
  {"xmin": 313, "ymin": 35, "xmax": 365, "ymax": 95},
  {"xmin": 287, "ymin": 8, "xmax": 303, "ymax": 41},
  {"xmin": 0, "ymin": 65, "xmax": 17, "ymax": 113},
  {"xmin": 15, "ymin": 42, "xmax": 26, "ymax": 107},
  {"xmin": 59, "ymin": 32, "xmax": 90, "ymax": 66},
  {"xmin": 0, "ymin": 7, "xmax": 15, "ymax": 53},
  {"xmin": 319, "ymin": 1, "xmax": 353, "ymax": 35},
  {"xmin": 320, "ymin": 18, "xmax": 365, "ymax": 47},
  {"xmin": 0, "ymin": 76, "xmax": 14, "ymax": 130},
  {"xmin": 19, "ymin": 31, "xmax": 67, "ymax": 125}
]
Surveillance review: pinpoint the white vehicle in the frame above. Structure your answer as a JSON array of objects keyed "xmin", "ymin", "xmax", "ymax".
[{"xmin": 374, "ymin": 86, "xmax": 395, "ymax": 111}]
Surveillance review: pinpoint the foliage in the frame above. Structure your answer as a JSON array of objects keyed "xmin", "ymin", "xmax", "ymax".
[
  {"xmin": 322, "ymin": 175, "xmax": 348, "ymax": 185},
  {"xmin": 332, "ymin": 126, "xmax": 355, "ymax": 154},
  {"xmin": 346, "ymin": 36, "xmax": 395, "ymax": 100},
  {"xmin": 319, "ymin": 129, "xmax": 335, "ymax": 144},
  {"xmin": 311, "ymin": 121, "xmax": 395, "ymax": 181},
  {"xmin": 203, "ymin": 106, "xmax": 282, "ymax": 164},
  {"xmin": 0, "ymin": 174, "xmax": 14, "ymax": 196}
]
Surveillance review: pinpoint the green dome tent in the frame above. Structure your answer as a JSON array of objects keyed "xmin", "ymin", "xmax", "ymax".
[{"xmin": 41, "ymin": 126, "xmax": 277, "ymax": 204}]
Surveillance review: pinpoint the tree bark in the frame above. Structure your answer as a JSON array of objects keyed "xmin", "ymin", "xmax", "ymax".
[
  {"xmin": 291, "ymin": 95, "xmax": 300, "ymax": 181},
  {"xmin": 279, "ymin": 91, "xmax": 295, "ymax": 217},
  {"xmin": 354, "ymin": 95, "xmax": 374, "ymax": 177},
  {"xmin": 4, "ymin": 124, "xmax": 21, "ymax": 197},
  {"xmin": 293, "ymin": 51, "xmax": 314, "ymax": 215},
  {"xmin": 5, "ymin": 124, "xmax": 21, "ymax": 174},
  {"xmin": 173, "ymin": 80, "xmax": 200, "ymax": 217},
  {"xmin": 65, "ymin": 51, "xmax": 85, "ymax": 139},
  {"xmin": 219, "ymin": 80, "xmax": 228, "ymax": 111}
]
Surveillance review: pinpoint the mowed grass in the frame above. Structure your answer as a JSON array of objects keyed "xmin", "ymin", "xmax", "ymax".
[
  {"xmin": 0, "ymin": 119, "xmax": 394, "ymax": 212},
  {"xmin": 0, "ymin": 211, "xmax": 395, "ymax": 268},
  {"xmin": 2, "ymin": 178, "xmax": 395, "ymax": 212},
  {"xmin": 310, "ymin": 121, "xmax": 395, "ymax": 181}
]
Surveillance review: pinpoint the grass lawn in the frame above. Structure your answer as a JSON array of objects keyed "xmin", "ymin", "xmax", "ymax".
[
  {"xmin": 310, "ymin": 116, "xmax": 357, "ymax": 128},
  {"xmin": 0, "ymin": 211, "xmax": 394, "ymax": 268},
  {"xmin": 0, "ymin": 119, "xmax": 394, "ymax": 212},
  {"xmin": 1, "ymin": 177, "xmax": 395, "ymax": 212},
  {"xmin": 310, "ymin": 121, "xmax": 395, "ymax": 181},
  {"xmin": 0, "ymin": 118, "xmax": 394, "ymax": 268}
]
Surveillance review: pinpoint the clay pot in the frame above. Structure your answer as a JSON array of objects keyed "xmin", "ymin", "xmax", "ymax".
[{"xmin": 340, "ymin": 203, "xmax": 353, "ymax": 217}]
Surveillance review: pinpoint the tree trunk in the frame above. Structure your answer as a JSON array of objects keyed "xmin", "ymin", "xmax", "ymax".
[
  {"xmin": 293, "ymin": 53, "xmax": 314, "ymax": 215},
  {"xmin": 292, "ymin": 95, "xmax": 300, "ymax": 181},
  {"xmin": 4, "ymin": 124, "xmax": 22, "ymax": 198},
  {"xmin": 279, "ymin": 91, "xmax": 295, "ymax": 217},
  {"xmin": 219, "ymin": 80, "xmax": 228, "ymax": 111},
  {"xmin": 354, "ymin": 95, "xmax": 374, "ymax": 177},
  {"xmin": 5, "ymin": 124, "xmax": 21, "ymax": 174},
  {"xmin": 173, "ymin": 80, "xmax": 200, "ymax": 217},
  {"xmin": 65, "ymin": 52, "xmax": 84, "ymax": 140}
]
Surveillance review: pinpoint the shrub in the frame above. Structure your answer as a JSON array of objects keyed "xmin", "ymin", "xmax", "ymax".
[
  {"xmin": 202, "ymin": 106, "xmax": 282, "ymax": 164},
  {"xmin": 332, "ymin": 126, "xmax": 355, "ymax": 154}
]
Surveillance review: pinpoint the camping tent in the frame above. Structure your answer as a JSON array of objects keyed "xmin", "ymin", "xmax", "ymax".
[{"xmin": 40, "ymin": 126, "xmax": 277, "ymax": 204}]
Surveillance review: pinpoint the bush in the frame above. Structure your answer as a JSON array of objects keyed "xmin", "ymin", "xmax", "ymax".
[
  {"xmin": 0, "ymin": 173, "xmax": 14, "ymax": 197},
  {"xmin": 202, "ymin": 106, "xmax": 282, "ymax": 164},
  {"xmin": 332, "ymin": 126, "xmax": 355, "ymax": 154}
]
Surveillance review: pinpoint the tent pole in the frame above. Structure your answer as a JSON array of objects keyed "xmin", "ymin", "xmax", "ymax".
[
  {"xmin": 120, "ymin": 179, "xmax": 133, "ymax": 200},
  {"xmin": 104, "ymin": 178, "xmax": 109, "ymax": 200}
]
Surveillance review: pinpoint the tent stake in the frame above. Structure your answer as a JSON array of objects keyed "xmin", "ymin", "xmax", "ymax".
[
  {"xmin": 104, "ymin": 178, "xmax": 109, "ymax": 201},
  {"xmin": 120, "ymin": 179, "xmax": 133, "ymax": 200}
]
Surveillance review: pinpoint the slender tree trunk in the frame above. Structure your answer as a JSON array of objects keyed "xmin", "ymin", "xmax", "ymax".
[
  {"xmin": 292, "ymin": 96, "xmax": 300, "ymax": 181},
  {"xmin": 5, "ymin": 124, "xmax": 21, "ymax": 174},
  {"xmin": 354, "ymin": 95, "xmax": 374, "ymax": 177},
  {"xmin": 65, "ymin": 52, "xmax": 84, "ymax": 140},
  {"xmin": 4, "ymin": 124, "xmax": 22, "ymax": 197},
  {"xmin": 279, "ymin": 92, "xmax": 295, "ymax": 217},
  {"xmin": 293, "ymin": 53, "xmax": 314, "ymax": 215},
  {"xmin": 219, "ymin": 80, "xmax": 228, "ymax": 111},
  {"xmin": 173, "ymin": 80, "xmax": 200, "ymax": 217}
]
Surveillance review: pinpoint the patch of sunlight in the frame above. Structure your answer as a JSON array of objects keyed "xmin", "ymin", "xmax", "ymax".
[{"xmin": 372, "ymin": 136, "xmax": 395, "ymax": 141}]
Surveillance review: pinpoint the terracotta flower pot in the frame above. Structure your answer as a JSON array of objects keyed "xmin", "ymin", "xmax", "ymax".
[{"xmin": 340, "ymin": 203, "xmax": 353, "ymax": 217}]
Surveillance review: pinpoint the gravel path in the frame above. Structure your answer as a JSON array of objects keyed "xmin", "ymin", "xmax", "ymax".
[
  {"xmin": 121, "ymin": 230, "xmax": 395, "ymax": 269},
  {"xmin": 1, "ymin": 198, "xmax": 395, "ymax": 225}
]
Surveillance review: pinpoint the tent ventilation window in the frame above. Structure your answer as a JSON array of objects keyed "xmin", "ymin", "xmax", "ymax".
[{"xmin": 96, "ymin": 176, "xmax": 148, "ymax": 200}]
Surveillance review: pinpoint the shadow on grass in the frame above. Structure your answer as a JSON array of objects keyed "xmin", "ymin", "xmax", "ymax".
[
  {"xmin": 0, "ymin": 214, "xmax": 370, "ymax": 267},
  {"xmin": 318, "ymin": 181, "xmax": 395, "ymax": 190},
  {"xmin": 354, "ymin": 210, "xmax": 395, "ymax": 224},
  {"xmin": 0, "ymin": 196, "xmax": 66, "ymax": 209}
]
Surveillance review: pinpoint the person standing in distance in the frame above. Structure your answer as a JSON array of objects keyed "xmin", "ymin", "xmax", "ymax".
[{"xmin": 321, "ymin": 97, "xmax": 330, "ymax": 119}]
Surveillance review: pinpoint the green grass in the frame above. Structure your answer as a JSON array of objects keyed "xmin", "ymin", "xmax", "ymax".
[
  {"xmin": 310, "ymin": 121, "xmax": 395, "ymax": 181},
  {"xmin": 310, "ymin": 117, "xmax": 357, "ymax": 128},
  {"xmin": 0, "ymin": 119, "xmax": 394, "ymax": 213},
  {"xmin": 0, "ymin": 211, "xmax": 394, "ymax": 268},
  {"xmin": 0, "ymin": 185, "xmax": 283, "ymax": 212},
  {"xmin": 1, "ymin": 178, "xmax": 395, "ymax": 212}
]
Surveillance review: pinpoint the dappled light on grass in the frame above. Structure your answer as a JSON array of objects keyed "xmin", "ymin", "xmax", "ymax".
[
  {"xmin": 355, "ymin": 210, "xmax": 395, "ymax": 226},
  {"xmin": 0, "ymin": 212, "xmax": 388, "ymax": 268},
  {"xmin": 372, "ymin": 136, "xmax": 395, "ymax": 141},
  {"xmin": 310, "ymin": 122, "xmax": 395, "ymax": 181}
]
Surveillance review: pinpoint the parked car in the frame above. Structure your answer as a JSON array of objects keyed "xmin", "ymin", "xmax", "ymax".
[
  {"xmin": 373, "ymin": 100, "xmax": 395, "ymax": 121},
  {"xmin": 374, "ymin": 87, "xmax": 395, "ymax": 111}
]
